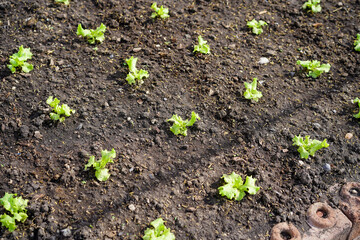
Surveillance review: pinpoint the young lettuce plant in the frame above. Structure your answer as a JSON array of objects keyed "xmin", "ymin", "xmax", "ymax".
[
  {"xmin": 302, "ymin": 0, "xmax": 321, "ymax": 13},
  {"xmin": 143, "ymin": 218, "xmax": 175, "ymax": 240},
  {"xmin": 247, "ymin": 19, "xmax": 268, "ymax": 35},
  {"xmin": 46, "ymin": 96, "xmax": 75, "ymax": 123},
  {"xmin": 7, "ymin": 45, "xmax": 33, "ymax": 73},
  {"xmin": 193, "ymin": 36, "xmax": 210, "ymax": 54},
  {"xmin": 353, "ymin": 98, "xmax": 360, "ymax": 118},
  {"xmin": 55, "ymin": 0, "xmax": 69, "ymax": 5},
  {"xmin": 125, "ymin": 56, "xmax": 149, "ymax": 85},
  {"xmin": 167, "ymin": 111, "xmax": 200, "ymax": 136},
  {"xmin": 297, "ymin": 60, "xmax": 331, "ymax": 78},
  {"xmin": 151, "ymin": 2, "xmax": 170, "ymax": 19},
  {"xmin": 77, "ymin": 23, "xmax": 106, "ymax": 44},
  {"xmin": 218, "ymin": 172, "xmax": 260, "ymax": 201},
  {"xmin": 0, "ymin": 193, "xmax": 28, "ymax": 232},
  {"xmin": 354, "ymin": 34, "xmax": 360, "ymax": 52},
  {"xmin": 85, "ymin": 149, "xmax": 116, "ymax": 181},
  {"xmin": 244, "ymin": 78, "xmax": 262, "ymax": 102},
  {"xmin": 292, "ymin": 135, "xmax": 329, "ymax": 159}
]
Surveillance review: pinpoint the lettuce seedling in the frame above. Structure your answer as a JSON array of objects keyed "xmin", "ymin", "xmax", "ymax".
[
  {"xmin": 292, "ymin": 135, "xmax": 329, "ymax": 159},
  {"xmin": 218, "ymin": 172, "xmax": 260, "ymax": 201},
  {"xmin": 354, "ymin": 34, "xmax": 360, "ymax": 52},
  {"xmin": 0, "ymin": 193, "xmax": 28, "ymax": 232},
  {"xmin": 297, "ymin": 60, "xmax": 331, "ymax": 78},
  {"xmin": 85, "ymin": 149, "xmax": 116, "ymax": 181},
  {"xmin": 125, "ymin": 56, "xmax": 149, "ymax": 85},
  {"xmin": 244, "ymin": 78, "xmax": 262, "ymax": 102},
  {"xmin": 143, "ymin": 218, "xmax": 175, "ymax": 240},
  {"xmin": 353, "ymin": 98, "xmax": 360, "ymax": 118},
  {"xmin": 55, "ymin": 0, "xmax": 69, "ymax": 5},
  {"xmin": 302, "ymin": 0, "xmax": 321, "ymax": 13},
  {"xmin": 46, "ymin": 96, "xmax": 75, "ymax": 123},
  {"xmin": 167, "ymin": 111, "xmax": 200, "ymax": 136},
  {"xmin": 247, "ymin": 19, "xmax": 268, "ymax": 35},
  {"xmin": 151, "ymin": 2, "xmax": 170, "ymax": 19},
  {"xmin": 77, "ymin": 23, "xmax": 106, "ymax": 44},
  {"xmin": 7, "ymin": 45, "xmax": 33, "ymax": 73},
  {"xmin": 193, "ymin": 36, "xmax": 210, "ymax": 54}
]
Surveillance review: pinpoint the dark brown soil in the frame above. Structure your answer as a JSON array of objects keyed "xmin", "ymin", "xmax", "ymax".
[{"xmin": 0, "ymin": 0, "xmax": 359, "ymax": 239}]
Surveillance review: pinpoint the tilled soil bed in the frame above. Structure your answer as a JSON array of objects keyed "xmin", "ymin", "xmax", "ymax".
[{"xmin": 0, "ymin": 0, "xmax": 359, "ymax": 239}]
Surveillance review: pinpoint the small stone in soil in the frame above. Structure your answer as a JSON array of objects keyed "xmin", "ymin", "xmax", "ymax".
[
  {"xmin": 345, "ymin": 133, "xmax": 353, "ymax": 140},
  {"xmin": 128, "ymin": 204, "xmax": 136, "ymax": 212},
  {"xmin": 61, "ymin": 228, "xmax": 71, "ymax": 237},
  {"xmin": 258, "ymin": 57, "xmax": 269, "ymax": 64},
  {"xmin": 323, "ymin": 163, "xmax": 331, "ymax": 172}
]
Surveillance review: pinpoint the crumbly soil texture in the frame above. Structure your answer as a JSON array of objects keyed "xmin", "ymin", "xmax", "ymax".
[{"xmin": 0, "ymin": 0, "xmax": 359, "ymax": 239}]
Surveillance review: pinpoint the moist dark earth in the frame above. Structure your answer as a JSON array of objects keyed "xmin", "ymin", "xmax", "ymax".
[{"xmin": 0, "ymin": 0, "xmax": 360, "ymax": 239}]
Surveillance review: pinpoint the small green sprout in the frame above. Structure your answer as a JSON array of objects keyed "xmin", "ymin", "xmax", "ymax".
[
  {"xmin": 243, "ymin": 78, "xmax": 262, "ymax": 102},
  {"xmin": 46, "ymin": 96, "xmax": 75, "ymax": 123},
  {"xmin": 143, "ymin": 218, "xmax": 175, "ymax": 240},
  {"xmin": 85, "ymin": 149, "xmax": 116, "ymax": 181},
  {"xmin": 77, "ymin": 23, "xmax": 106, "ymax": 44},
  {"xmin": 302, "ymin": 0, "xmax": 321, "ymax": 13},
  {"xmin": 353, "ymin": 98, "xmax": 360, "ymax": 118},
  {"xmin": 292, "ymin": 135, "xmax": 329, "ymax": 159},
  {"xmin": 218, "ymin": 172, "xmax": 260, "ymax": 201},
  {"xmin": 247, "ymin": 19, "xmax": 268, "ymax": 35},
  {"xmin": 297, "ymin": 60, "xmax": 331, "ymax": 78},
  {"xmin": 7, "ymin": 45, "xmax": 33, "ymax": 73},
  {"xmin": 151, "ymin": 2, "xmax": 170, "ymax": 19},
  {"xmin": 125, "ymin": 56, "xmax": 149, "ymax": 85},
  {"xmin": 0, "ymin": 193, "xmax": 28, "ymax": 232},
  {"xmin": 167, "ymin": 111, "xmax": 200, "ymax": 136},
  {"xmin": 193, "ymin": 36, "xmax": 210, "ymax": 54},
  {"xmin": 354, "ymin": 34, "xmax": 360, "ymax": 52},
  {"xmin": 55, "ymin": 0, "xmax": 69, "ymax": 5}
]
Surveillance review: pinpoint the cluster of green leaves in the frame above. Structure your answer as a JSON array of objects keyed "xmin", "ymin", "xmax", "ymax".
[
  {"xmin": 85, "ymin": 149, "xmax": 116, "ymax": 181},
  {"xmin": 151, "ymin": 2, "xmax": 170, "ymax": 19},
  {"xmin": 218, "ymin": 172, "xmax": 260, "ymax": 201},
  {"xmin": 244, "ymin": 78, "xmax": 262, "ymax": 102},
  {"xmin": 297, "ymin": 60, "xmax": 331, "ymax": 78},
  {"xmin": 302, "ymin": 0, "xmax": 321, "ymax": 13},
  {"xmin": 77, "ymin": 23, "xmax": 106, "ymax": 44},
  {"xmin": 354, "ymin": 34, "xmax": 360, "ymax": 52},
  {"xmin": 125, "ymin": 56, "xmax": 149, "ymax": 85},
  {"xmin": 46, "ymin": 96, "xmax": 75, "ymax": 123},
  {"xmin": 143, "ymin": 218, "xmax": 175, "ymax": 240},
  {"xmin": 247, "ymin": 19, "xmax": 268, "ymax": 35},
  {"xmin": 0, "ymin": 193, "xmax": 28, "ymax": 232},
  {"xmin": 353, "ymin": 98, "xmax": 360, "ymax": 118},
  {"xmin": 55, "ymin": 0, "xmax": 69, "ymax": 5},
  {"xmin": 7, "ymin": 45, "xmax": 33, "ymax": 73},
  {"xmin": 292, "ymin": 135, "xmax": 329, "ymax": 159},
  {"xmin": 167, "ymin": 112, "xmax": 200, "ymax": 136},
  {"xmin": 193, "ymin": 36, "xmax": 210, "ymax": 54}
]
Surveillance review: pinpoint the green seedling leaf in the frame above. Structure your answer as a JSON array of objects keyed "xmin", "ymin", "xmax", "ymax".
[
  {"xmin": 302, "ymin": 0, "xmax": 321, "ymax": 13},
  {"xmin": 77, "ymin": 23, "xmax": 106, "ymax": 44},
  {"xmin": 85, "ymin": 149, "xmax": 116, "ymax": 181},
  {"xmin": 218, "ymin": 172, "xmax": 260, "ymax": 201},
  {"xmin": 55, "ymin": 0, "xmax": 70, "ymax": 5},
  {"xmin": 167, "ymin": 111, "xmax": 200, "ymax": 136},
  {"xmin": 125, "ymin": 56, "xmax": 149, "ymax": 85},
  {"xmin": 292, "ymin": 135, "xmax": 329, "ymax": 159},
  {"xmin": 193, "ymin": 36, "xmax": 210, "ymax": 54},
  {"xmin": 143, "ymin": 218, "xmax": 175, "ymax": 240},
  {"xmin": 0, "ymin": 193, "xmax": 28, "ymax": 232},
  {"xmin": 151, "ymin": 2, "xmax": 170, "ymax": 19},
  {"xmin": 297, "ymin": 60, "xmax": 330, "ymax": 78},
  {"xmin": 244, "ymin": 78, "xmax": 262, "ymax": 102},
  {"xmin": 354, "ymin": 34, "xmax": 360, "ymax": 52},
  {"xmin": 353, "ymin": 98, "xmax": 360, "ymax": 118},
  {"xmin": 247, "ymin": 19, "xmax": 268, "ymax": 35},
  {"xmin": 7, "ymin": 45, "xmax": 33, "ymax": 73},
  {"xmin": 46, "ymin": 96, "xmax": 75, "ymax": 123}
]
